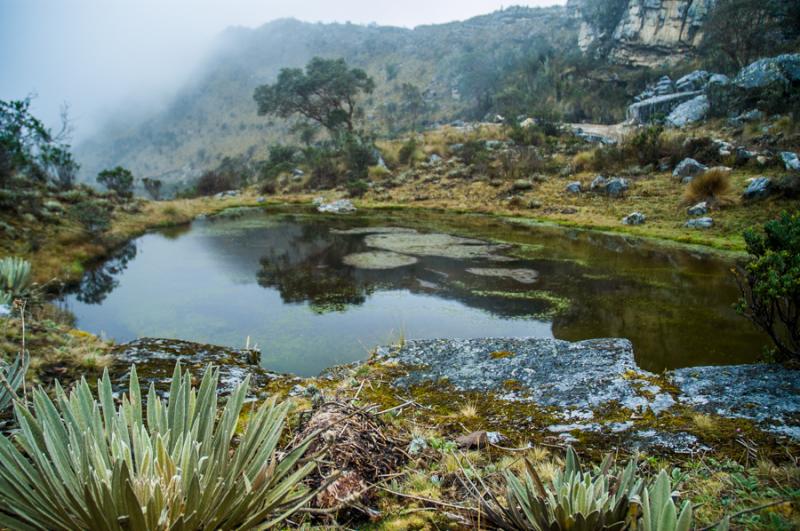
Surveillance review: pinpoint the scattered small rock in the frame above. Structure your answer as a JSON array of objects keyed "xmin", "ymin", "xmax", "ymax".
[
  {"xmin": 456, "ymin": 431, "xmax": 489, "ymax": 449},
  {"xmin": 742, "ymin": 176, "xmax": 772, "ymax": 201},
  {"xmin": 687, "ymin": 201, "xmax": 709, "ymax": 216},
  {"xmin": 590, "ymin": 175, "xmax": 607, "ymax": 192},
  {"xmin": 685, "ymin": 217, "xmax": 714, "ymax": 229},
  {"xmin": 605, "ymin": 177, "xmax": 629, "ymax": 198},
  {"xmin": 565, "ymin": 181, "xmax": 582, "ymax": 194},
  {"xmin": 317, "ymin": 199, "xmax": 356, "ymax": 214},
  {"xmin": 622, "ymin": 212, "xmax": 646, "ymax": 225},
  {"xmin": 780, "ymin": 151, "xmax": 800, "ymax": 171},
  {"xmin": 673, "ymin": 158, "xmax": 707, "ymax": 182}
]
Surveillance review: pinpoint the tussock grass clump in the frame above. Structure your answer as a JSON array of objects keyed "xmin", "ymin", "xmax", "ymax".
[{"xmin": 683, "ymin": 167, "xmax": 732, "ymax": 204}]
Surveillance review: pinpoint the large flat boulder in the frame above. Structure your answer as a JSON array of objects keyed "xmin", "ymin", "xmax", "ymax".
[
  {"xmin": 110, "ymin": 338, "xmax": 291, "ymax": 395},
  {"xmin": 376, "ymin": 337, "xmax": 670, "ymax": 412},
  {"xmin": 672, "ymin": 364, "xmax": 800, "ymax": 439},
  {"xmin": 627, "ymin": 91, "xmax": 702, "ymax": 124},
  {"xmin": 375, "ymin": 337, "xmax": 800, "ymax": 441}
]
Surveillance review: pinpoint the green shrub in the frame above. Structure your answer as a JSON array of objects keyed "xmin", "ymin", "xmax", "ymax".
[
  {"xmin": 342, "ymin": 135, "xmax": 374, "ymax": 180},
  {"xmin": 346, "ymin": 179, "xmax": 369, "ymax": 197},
  {"xmin": 0, "ymin": 363, "xmax": 321, "ymax": 529},
  {"xmin": 260, "ymin": 144, "xmax": 297, "ymax": 180},
  {"xmin": 71, "ymin": 200, "xmax": 111, "ymax": 235},
  {"xmin": 459, "ymin": 139, "xmax": 489, "ymax": 166},
  {"xmin": 305, "ymin": 146, "xmax": 341, "ymax": 189},
  {"xmin": 398, "ymin": 137, "xmax": 418, "ymax": 166},
  {"xmin": 736, "ymin": 211, "xmax": 800, "ymax": 361},
  {"xmin": 96, "ymin": 166, "xmax": 134, "ymax": 198}
]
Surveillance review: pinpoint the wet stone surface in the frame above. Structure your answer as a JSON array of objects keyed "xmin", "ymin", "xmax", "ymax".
[
  {"xmin": 376, "ymin": 337, "xmax": 663, "ymax": 410},
  {"xmin": 376, "ymin": 337, "xmax": 800, "ymax": 442},
  {"xmin": 672, "ymin": 364, "xmax": 800, "ymax": 439},
  {"xmin": 110, "ymin": 338, "xmax": 294, "ymax": 396}
]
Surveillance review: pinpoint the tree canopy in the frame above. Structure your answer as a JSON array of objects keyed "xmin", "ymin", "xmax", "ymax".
[
  {"xmin": 97, "ymin": 166, "xmax": 134, "ymax": 198},
  {"xmin": 253, "ymin": 57, "xmax": 375, "ymax": 134},
  {"xmin": 0, "ymin": 97, "xmax": 78, "ymax": 189}
]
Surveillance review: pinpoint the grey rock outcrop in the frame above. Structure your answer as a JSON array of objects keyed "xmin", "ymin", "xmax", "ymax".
[
  {"xmin": 687, "ymin": 201, "xmax": 708, "ymax": 216},
  {"xmin": 780, "ymin": 151, "xmax": 800, "ymax": 171},
  {"xmin": 569, "ymin": 0, "xmax": 715, "ymax": 67},
  {"xmin": 565, "ymin": 181, "xmax": 582, "ymax": 194},
  {"xmin": 685, "ymin": 217, "xmax": 713, "ymax": 229},
  {"xmin": 622, "ymin": 212, "xmax": 646, "ymax": 225},
  {"xmin": 709, "ymin": 54, "xmax": 800, "ymax": 116},
  {"xmin": 317, "ymin": 199, "xmax": 356, "ymax": 214},
  {"xmin": 375, "ymin": 337, "xmax": 800, "ymax": 441},
  {"xmin": 666, "ymin": 95, "xmax": 709, "ymax": 127},
  {"xmin": 742, "ymin": 177, "xmax": 772, "ymax": 201},
  {"xmin": 606, "ymin": 178, "xmax": 629, "ymax": 198},
  {"xmin": 628, "ymin": 91, "xmax": 702, "ymax": 124},
  {"xmin": 673, "ymin": 158, "xmax": 707, "ymax": 182},
  {"xmin": 675, "ymin": 70, "xmax": 711, "ymax": 92}
]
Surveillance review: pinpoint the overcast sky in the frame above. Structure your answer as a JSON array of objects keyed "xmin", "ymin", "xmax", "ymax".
[{"xmin": 0, "ymin": 0, "xmax": 564, "ymax": 141}]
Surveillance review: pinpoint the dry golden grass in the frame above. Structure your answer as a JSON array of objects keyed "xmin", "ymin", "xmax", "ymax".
[
  {"xmin": 683, "ymin": 167, "xmax": 733, "ymax": 205},
  {"xmin": 458, "ymin": 401, "xmax": 479, "ymax": 418}
]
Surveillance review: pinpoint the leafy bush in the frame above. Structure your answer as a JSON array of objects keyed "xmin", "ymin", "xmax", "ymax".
[
  {"xmin": 0, "ymin": 363, "xmax": 321, "ymax": 529},
  {"xmin": 0, "ymin": 97, "xmax": 76, "ymax": 189},
  {"xmin": 305, "ymin": 146, "xmax": 341, "ymax": 189},
  {"xmin": 96, "ymin": 166, "xmax": 134, "ymax": 198},
  {"xmin": 683, "ymin": 168, "xmax": 731, "ymax": 204},
  {"xmin": 0, "ymin": 257, "xmax": 32, "ymax": 305},
  {"xmin": 342, "ymin": 134, "xmax": 375, "ymax": 180},
  {"xmin": 0, "ymin": 352, "xmax": 27, "ymax": 417},
  {"xmin": 736, "ymin": 211, "xmax": 800, "ymax": 361},
  {"xmin": 509, "ymin": 124, "xmax": 547, "ymax": 147},
  {"xmin": 346, "ymin": 179, "xmax": 369, "ymax": 197},
  {"xmin": 260, "ymin": 144, "xmax": 297, "ymax": 180},
  {"xmin": 71, "ymin": 200, "xmax": 111, "ymax": 235},
  {"xmin": 459, "ymin": 140, "xmax": 489, "ymax": 166},
  {"xmin": 195, "ymin": 168, "xmax": 240, "ymax": 196},
  {"xmin": 398, "ymin": 137, "xmax": 419, "ymax": 166}
]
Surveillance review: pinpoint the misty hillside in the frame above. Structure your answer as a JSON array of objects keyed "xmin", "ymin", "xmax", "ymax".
[
  {"xmin": 75, "ymin": 0, "xmax": 746, "ymax": 186},
  {"xmin": 75, "ymin": 6, "xmax": 583, "ymax": 184}
]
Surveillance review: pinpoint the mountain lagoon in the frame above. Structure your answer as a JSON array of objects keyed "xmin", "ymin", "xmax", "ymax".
[{"xmin": 61, "ymin": 207, "xmax": 765, "ymax": 376}]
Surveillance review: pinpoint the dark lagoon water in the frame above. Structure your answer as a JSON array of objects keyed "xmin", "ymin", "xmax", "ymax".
[{"xmin": 61, "ymin": 207, "xmax": 766, "ymax": 376}]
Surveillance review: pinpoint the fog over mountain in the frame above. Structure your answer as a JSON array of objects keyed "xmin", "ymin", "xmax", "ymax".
[{"xmin": 0, "ymin": 0, "xmax": 562, "ymax": 142}]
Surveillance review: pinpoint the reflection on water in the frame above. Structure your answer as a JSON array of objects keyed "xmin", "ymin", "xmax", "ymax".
[{"xmin": 61, "ymin": 208, "xmax": 767, "ymax": 376}]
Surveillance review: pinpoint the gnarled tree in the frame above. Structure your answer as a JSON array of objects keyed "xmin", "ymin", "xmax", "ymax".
[{"xmin": 253, "ymin": 57, "xmax": 374, "ymax": 134}]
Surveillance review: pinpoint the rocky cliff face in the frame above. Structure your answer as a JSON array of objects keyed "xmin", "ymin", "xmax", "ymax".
[{"xmin": 569, "ymin": 0, "xmax": 716, "ymax": 67}]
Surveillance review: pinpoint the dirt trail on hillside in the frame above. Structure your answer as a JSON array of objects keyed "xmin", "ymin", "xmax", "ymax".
[{"xmin": 569, "ymin": 122, "xmax": 632, "ymax": 143}]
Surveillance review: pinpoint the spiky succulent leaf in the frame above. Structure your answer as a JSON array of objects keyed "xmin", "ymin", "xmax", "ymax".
[
  {"xmin": 0, "ymin": 351, "xmax": 28, "ymax": 416},
  {"xmin": 478, "ymin": 447, "xmax": 643, "ymax": 530},
  {"xmin": 0, "ymin": 362, "xmax": 319, "ymax": 529},
  {"xmin": 0, "ymin": 257, "xmax": 32, "ymax": 302}
]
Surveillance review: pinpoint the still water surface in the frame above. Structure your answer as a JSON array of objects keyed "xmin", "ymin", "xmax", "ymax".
[{"xmin": 62, "ymin": 208, "xmax": 765, "ymax": 376}]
